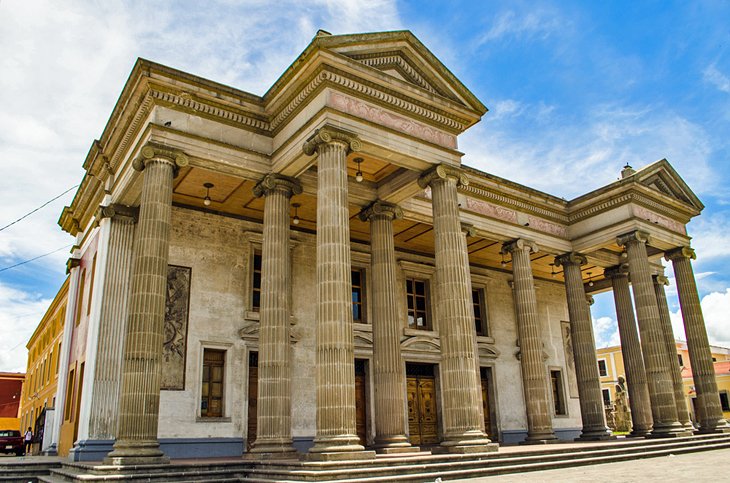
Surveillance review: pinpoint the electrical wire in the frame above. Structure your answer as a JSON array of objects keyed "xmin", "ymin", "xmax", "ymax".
[
  {"xmin": 0, "ymin": 245, "xmax": 72, "ymax": 273},
  {"xmin": 0, "ymin": 185, "xmax": 79, "ymax": 232}
]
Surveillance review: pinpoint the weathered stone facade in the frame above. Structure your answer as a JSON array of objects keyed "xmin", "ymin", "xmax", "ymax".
[{"xmin": 53, "ymin": 30, "xmax": 727, "ymax": 462}]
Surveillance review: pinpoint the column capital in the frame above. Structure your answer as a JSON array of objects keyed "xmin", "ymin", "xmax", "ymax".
[
  {"xmin": 95, "ymin": 204, "xmax": 139, "ymax": 225},
  {"xmin": 132, "ymin": 143, "xmax": 189, "ymax": 174},
  {"xmin": 357, "ymin": 200, "xmax": 402, "ymax": 222},
  {"xmin": 604, "ymin": 264, "xmax": 630, "ymax": 279},
  {"xmin": 586, "ymin": 294, "xmax": 595, "ymax": 306},
  {"xmin": 665, "ymin": 246, "xmax": 696, "ymax": 262},
  {"xmin": 616, "ymin": 230, "xmax": 651, "ymax": 247},
  {"xmin": 554, "ymin": 252, "xmax": 587, "ymax": 268},
  {"xmin": 461, "ymin": 222, "xmax": 477, "ymax": 238},
  {"xmin": 501, "ymin": 238, "xmax": 538, "ymax": 256},
  {"xmin": 253, "ymin": 173, "xmax": 303, "ymax": 198},
  {"xmin": 66, "ymin": 257, "xmax": 81, "ymax": 274},
  {"xmin": 302, "ymin": 126, "xmax": 362, "ymax": 156},
  {"xmin": 653, "ymin": 274, "xmax": 670, "ymax": 286},
  {"xmin": 417, "ymin": 164, "xmax": 469, "ymax": 189}
]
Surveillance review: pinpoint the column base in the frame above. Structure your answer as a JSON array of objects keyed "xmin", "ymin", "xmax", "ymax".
[
  {"xmin": 373, "ymin": 435, "xmax": 420, "ymax": 454},
  {"xmin": 432, "ymin": 443, "xmax": 498, "ymax": 454},
  {"xmin": 697, "ymin": 425, "xmax": 730, "ymax": 434},
  {"xmin": 308, "ymin": 434, "xmax": 369, "ymax": 456},
  {"xmin": 246, "ymin": 439, "xmax": 298, "ymax": 459},
  {"xmin": 305, "ymin": 450, "xmax": 377, "ymax": 461},
  {"xmin": 520, "ymin": 431, "xmax": 559, "ymax": 445},
  {"xmin": 103, "ymin": 440, "xmax": 169, "ymax": 466},
  {"xmin": 376, "ymin": 446, "xmax": 422, "ymax": 454},
  {"xmin": 646, "ymin": 422, "xmax": 694, "ymax": 439},
  {"xmin": 628, "ymin": 428, "xmax": 653, "ymax": 438},
  {"xmin": 575, "ymin": 427, "xmax": 614, "ymax": 441}
]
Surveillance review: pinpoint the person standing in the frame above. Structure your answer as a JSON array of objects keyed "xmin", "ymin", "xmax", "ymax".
[{"xmin": 23, "ymin": 427, "xmax": 32, "ymax": 456}]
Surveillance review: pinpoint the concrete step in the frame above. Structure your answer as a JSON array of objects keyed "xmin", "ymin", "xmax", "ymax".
[{"xmin": 0, "ymin": 458, "xmax": 62, "ymax": 482}]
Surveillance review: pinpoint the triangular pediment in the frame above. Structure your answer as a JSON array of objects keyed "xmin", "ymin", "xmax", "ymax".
[{"xmin": 634, "ymin": 159, "xmax": 704, "ymax": 212}]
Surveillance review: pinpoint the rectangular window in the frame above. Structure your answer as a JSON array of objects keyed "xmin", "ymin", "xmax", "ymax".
[
  {"xmin": 551, "ymin": 370, "xmax": 566, "ymax": 415},
  {"xmin": 598, "ymin": 359, "xmax": 608, "ymax": 377},
  {"xmin": 472, "ymin": 288, "xmax": 488, "ymax": 336},
  {"xmin": 720, "ymin": 392, "xmax": 730, "ymax": 412},
  {"xmin": 64, "ymin": 368, "xmax": 75, "ymax": 421},
  {"xmin": 677, "ymin": 354, "xmax": 684, "ymax": 367},
  {"xmin": 201, "ymin": 349, "xmax": 225, "ymax": 417},
  {"xmin": 75, "ymin": 269, "xmax": 86, "ymax": 326},
  {"xmin": 602, "ymin": 388, "xmax": 612, "ymax": 407},
  {"xmin": 251, "ymin": 252, "xmax": 262, "ymax": 312},
  {"xmin": 406, "ymin": 278, "xmax": 430, "ymax": 330},
  {"xmin": 351, "ymin": 269, "xmax": 366, "ymax": 323}
]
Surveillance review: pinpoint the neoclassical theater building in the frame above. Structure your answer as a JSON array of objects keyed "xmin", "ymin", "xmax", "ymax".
[{"xmin": 52, "ymin": 30, "xmax": 728, "ymax": 462}]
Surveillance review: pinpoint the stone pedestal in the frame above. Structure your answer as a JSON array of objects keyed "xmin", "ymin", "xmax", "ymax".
[
  {"xmin": 605, "ymin": 265, "xmax": 653, "ymax": 437},
  {"xmin": 666, "ymin": 247, "xmax": 730, "ymax": 433},
  {"xmin": 502, "ymin": 239, "xmax": 557, "ymax": 444},
  {"xmin": 419, "ymin": 165, "xmax": 495, "ymax": 453},
  {"xmin": 250, "ymin": 174, "xmax": 302, "ymax": 456},
  {"xmin": 617, "ymin": 231, "xmax": 688, "ymax": 438},
  {"xmin": 303, "ymin": 127, "xmax": 373, "ymax": 458},
  {"xmin": 653, "ymin": 274, "xmax": 693, "ymax": 429},
  {"xmin": 359, "ymin": 201, "xmax": 417, "ymax": 454},
  {"xmin": 554, "ymin": 253, "xmax": 612, "ymax": 441},
  {"xmin": 105, "ymin": 144, "xmax": 188, "ymax": 465}
]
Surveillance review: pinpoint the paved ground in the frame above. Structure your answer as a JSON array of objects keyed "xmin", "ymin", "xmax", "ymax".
[{"xmin": 448, "ymin": 448, "xmax": 730, "ymax": 482}]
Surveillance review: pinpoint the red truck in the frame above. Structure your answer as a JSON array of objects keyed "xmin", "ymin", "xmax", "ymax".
[{"xmin": 0, "ymin": 429, "xmax": 24, "ymax": 456}]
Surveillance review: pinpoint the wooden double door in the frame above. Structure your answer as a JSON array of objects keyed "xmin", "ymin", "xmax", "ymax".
[{"xmin": 406, "ymin": 363, "xmax": 439, "ymax": 445}]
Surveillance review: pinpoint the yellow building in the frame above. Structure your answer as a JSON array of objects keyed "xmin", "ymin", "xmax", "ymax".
[
  {"xmin": 597, "ymin": 341, "xmax": 730, "ymax": 423},
  {"xmin": 19, "ymin": 278, "xmax": 69, "ymax": 447}
]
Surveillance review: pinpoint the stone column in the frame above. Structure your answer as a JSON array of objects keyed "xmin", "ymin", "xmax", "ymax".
[
  {"xmin": 554, "ymin": 253, "xmax": 611, "ymax": 440},
  {"xmin": 616, "ymin": 231, "xmax": 687, "ymax": 437},
  {"xmin": 503, "ymin": 238, "xmax": 557, "ymax": 443},
  {"xmin": 418, "ymin": 165, "xmax": 495, "ymax": 453},
  {"xmin": 105, "ymin": 144, "xmax": 188, "ymax": 465},
  {"xmin": 88, "ymin": 205, "xmax": 137, "ymax": 443},
  {"xmin": 303, "ymin": 127, "xmax": 374, "ymax": 459},
  {"xmin": 358, "ymin": 201, "xmax": 417, "ymax": 454},
  {"xmin": 250, "ymin": 174, "xmax": 302, "ymax": 455},
  {"xmin": 605, "ymin": 265, "xmax": 653, "ymax": 436},
  {"xmin": 666, "ymin": 247, "xmax": 730, "ymax": 433},
  {"xmin": 653, "ymin": 274, "xmax": 693, "ymax": 429}
]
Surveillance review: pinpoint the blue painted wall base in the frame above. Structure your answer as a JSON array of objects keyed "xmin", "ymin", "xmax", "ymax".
[{"xmin": 69, "ymin": 438, "xmax": 244, "ymax": 461}]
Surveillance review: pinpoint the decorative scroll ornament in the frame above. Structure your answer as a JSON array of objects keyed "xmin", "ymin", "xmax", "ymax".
[
  {"xmin": 554, "ymin": 252, "xmax": 587, "ymax": 268},
  {"xmin": 461, "ymin": 222, "xmax": 477, "ymax": 238},
  {"xmin": 94, "ymin": 204, "xmax": 139, "ymax": 226},
  {"xmin": 654, "ymin": 274, "xmax": 670, "ymax": 286},
  {"xmin": 417, "ymin": 163, "xmax": 469, "ymax": 189},
  {"xmin": 616, "ymin": 230, "xmax": 651, "ymax": 247},
  {"xmin": 302, "ymin": 126, "xmax": 362, "ymax": 156},
  {"xmin": 604, "ymin": 263, "xmax": 630, "ymax": 279},
  {"xmin": 252, "ymin": 173, "xmax": 303, "ymax": 198},
  {"xmin": 132, "ymin": 143, "xmax": 189, "ymax": 175},
  {"xmin": 665, "ymin": 246, "xmax": 696, "ymax": 262},
  {"xmin": 501, "ymin": 238, "xmax": 538, "ymax": 256},
  {"xmin": 358, "ymin": 200, "xmax": 403, "ymax": 222}
]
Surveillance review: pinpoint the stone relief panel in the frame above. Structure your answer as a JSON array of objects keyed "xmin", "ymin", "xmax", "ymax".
[
  {"xmin": 161, "ymin": 265, "xmax": 191, "ymax": 390},
  {"xmin": 633, "ymin": 205, "xmax": 687, "ymax": 235},
  {"xmin": 561, "ymin": 320, "xmax": 580, "ymax": 398}
]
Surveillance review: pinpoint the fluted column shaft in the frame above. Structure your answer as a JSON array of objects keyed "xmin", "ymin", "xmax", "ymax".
[
  {"xmin": 419, "ymin": 165, "xmax": 493, "ymax": 452},
  {"xmin": 106, "ymin": 145, "xmax": 188, "ymax": 464},
  {"xmin": 359, "ymin": 202, "xmax": 412, "ymax": 451},
  {"xmin": 251, "ymin": 174, "xmax": 301, "ymax": 454},
  {"xmin": 555, "ymin": 253, "xmax": 611, "ymax": 440},
  {"xmin": 88, "ymin": 206, "xmax": 137, "ymax": 440},
  {"xmin": 617, "ymin": 231, "xmax": 684, "ymax": 437},
  {"xmin": 503, "ymin": 239, "xmax": 557, "ymax": 443},
  {"xmin": 666, "ymin": 247, "xmax": 730, "ymax": 433},
  {"xmin": 606, "ymin": 267, "xmax": 653, "ymax": 436},
  {"xmin": 303, "ymin": 128, "xmax": 368, "ymax": 456},
  {"xmin": 653, "ymin": 275, "xmax": 692, "ymax": 427}
]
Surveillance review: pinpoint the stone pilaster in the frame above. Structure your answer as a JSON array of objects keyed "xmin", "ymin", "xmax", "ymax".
[
  {"xmin": 502, "ymin": 238, "xmax": 557, "ymax": 443},
  {"xmin": 554, "ymin": 253, "xmax": 611, "ymax": 440},
  {"xmin": 87, "ymin": 205, "xmax": 138, "ymax": 441},
  {"xmin": 653, "ymin": 274, "xmax": 693, "ymax": 429},
  {"xmin": 666, "ymin": 247, "xmax": 730, "ymax": 433},
  {"xmin": 303, "ymin": 127, "xmax": 374, "ymax": 459},
  {"xmin": 358, "ymin": 201, "xmax": 417, "ymax": 454},
  {"xmin": 419, "ymin": 165, "xmax": 495, "ymax": 453},
  {"xmin": 605, "ymin": 265, "xmax": 653, "ymax": 436},
  {"xmin": 105, "ymin": 144, "xmax": 188, "ymax": 465},
  {"xmin": 250, "ymin": 174, "xmax": 302, "ymax": 455},
  {"xmin": 616, "ymin": 231, "xmax": 687, "ymax": 437}
]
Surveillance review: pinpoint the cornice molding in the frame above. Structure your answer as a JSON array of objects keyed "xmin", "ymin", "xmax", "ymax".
[{"xmin": 461, "ymin": 182, "xmax": 568, "ymax": 224}]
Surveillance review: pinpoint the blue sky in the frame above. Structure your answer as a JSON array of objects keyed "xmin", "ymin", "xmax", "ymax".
[{"xmin": 1, "ymin": 1, "xmax": 730, "ymax": 371}]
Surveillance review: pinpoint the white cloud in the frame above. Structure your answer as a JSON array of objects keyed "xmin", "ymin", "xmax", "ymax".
[
  {"xmin": 476, "ymin": 9, "xmax": 565, "ymax": 45},
  {"xmin": 704, "ymin": 64, "xmax": 730, "ymax": 94},
  {"xmin": 0, "ymin": 282, "xmax": 51, "ymax": 373},
  {"xmin": 593, "ymin": 315, "xmax": 621, "ymax": 349},
  {"xmin": 670, "ymin": 288, "xmax": 730, "ymax": 349},
  {"xmin": 687, "ymin": 213, "xmax": 730, "ymax": 261}
]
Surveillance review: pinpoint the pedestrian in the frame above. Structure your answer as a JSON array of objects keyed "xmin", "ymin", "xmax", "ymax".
[{"xmin": 23, "ymin": 427, "xmax": 32, "ymax": 456}]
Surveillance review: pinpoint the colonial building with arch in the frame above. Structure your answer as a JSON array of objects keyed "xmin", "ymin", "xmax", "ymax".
[{"xmin": 52, "ymin": 30, "xmax": 727, "ymax": 462}]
